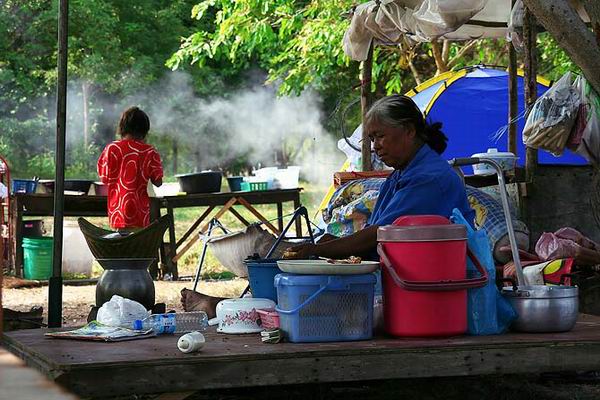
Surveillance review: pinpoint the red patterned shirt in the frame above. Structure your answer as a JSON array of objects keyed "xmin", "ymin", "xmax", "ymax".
[{"xmin": 97, "ymin": 139, "xmax": 163, "ymax": 229}]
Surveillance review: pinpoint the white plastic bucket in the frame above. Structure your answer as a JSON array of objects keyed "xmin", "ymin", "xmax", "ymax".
[
  {"xmin": 275, "ymin": 167, "xmax": 300, "ymax": 189},
  {"xmin": 63, "ymin": 220, "xmax": 94, "ymax": 277}
]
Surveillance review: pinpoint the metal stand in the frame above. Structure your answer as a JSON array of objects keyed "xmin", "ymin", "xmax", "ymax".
[{"xmin": 192, "ymin": 218, "xmax": 228, "ymax": 292}]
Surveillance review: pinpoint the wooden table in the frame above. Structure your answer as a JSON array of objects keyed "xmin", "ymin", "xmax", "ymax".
[
  {"xmin": 9, "ymin": 194, "xmax": 165, "ymax": 277},
  {"xmin": 153, "ymin": 188, "xmax": 302, "ymax": 279},
  {"xmin": 9, "ymin": 194, "xmax": 113, "ymax": 277},
  {"xmin": 5, "ymin": 315, "xmax": 600, "ymax": 398}
]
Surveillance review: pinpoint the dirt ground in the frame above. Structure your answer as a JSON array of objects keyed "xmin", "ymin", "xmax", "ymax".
[{"xmin": 2, "ymin": 279, "xmax": 248, "ymax": 326}]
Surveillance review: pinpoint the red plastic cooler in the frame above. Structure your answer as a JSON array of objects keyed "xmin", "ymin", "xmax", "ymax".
[{"xmin": 377, "ymin": 215, "xmax": 487, "ymax": 337}]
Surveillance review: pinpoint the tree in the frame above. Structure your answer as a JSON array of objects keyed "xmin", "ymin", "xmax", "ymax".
[{"xmin": 523, "ymin": 0, "xmax": 600, "ymax": 95}]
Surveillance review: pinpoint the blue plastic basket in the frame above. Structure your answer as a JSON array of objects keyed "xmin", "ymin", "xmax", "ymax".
[
  {"xmin": 12, "ymin": 179, "xmax": 37, "ymax": 194},
  {"xmin": 244, "ymin": 258, "xmax": 282, "ymax": 302},
  {"xmin": 274, "ymin": 273, "xmax": 376, "ymax": 343}
]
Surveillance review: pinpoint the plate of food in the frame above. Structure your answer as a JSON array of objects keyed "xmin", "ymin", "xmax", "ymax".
[{"xmin": 276, "ymin": 257, "xmax": 379, "ymax": 275}]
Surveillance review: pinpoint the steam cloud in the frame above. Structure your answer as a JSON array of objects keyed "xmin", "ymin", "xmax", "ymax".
[
  {"xmin": 126, "ymin": 71, "xmax": 344, "ymax": 185},
  {"xmin": 41, "ymin": 71, "xmax": 343, "ymax": 186}
]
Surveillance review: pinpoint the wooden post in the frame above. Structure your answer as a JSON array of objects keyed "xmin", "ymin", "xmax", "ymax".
[
  {"xmin": 508, "ymin": 0, "xmax": 518, "ymax": 156},
  {"xmin": 360, "ymin": 43, "xmax": 374, "ymax": 172},
  {"xmin": 49, "ymin": 0, "xmax": 69, "ymax": 328},
  {"xmin": 523, "ymin": 6, "xmax": 538, "ymax": 182}
]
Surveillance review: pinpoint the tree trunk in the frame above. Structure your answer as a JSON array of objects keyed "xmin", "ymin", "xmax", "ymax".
[
  {"xmin": 523, "ymin": 0, "xmax": 600, "ymax": 95},
  {"xmin": 523, "ymin": 6, "xmax": 538, "ymax": 181},
  {"xmin": 581, "ymin": 0, "xmax": 600, "ymax": 45},
  {"xmin": 431, "ymin": 40, "xmax": 448, "ymax": 75},
  {"xmin": 360, "ymin": 43, "xmax": 374, "ymax": 172},
  {"xmin": 82, "ymin": 81, "xmax": 90, "ymax": 147}
]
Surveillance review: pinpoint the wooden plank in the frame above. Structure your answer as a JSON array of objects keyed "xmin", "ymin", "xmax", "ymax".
[
  {"xmin": 228, "ymin": 206, "xmax": 250, "ymax": 226},
  {"xmin": 0, "ymin": 348, "xmax": 78, "ymax": 400},
  {"xmin": 276, "ymin": 202, "xmax": 283, "ymax": 232},
  {"xmin": 5, "ymin": 315, "xmax": 600, "ymax": 398},
  {"xmin": 235, "ymin": 197, "xmax": 280, "ymax": 235},
  {"xmin": 172, "ymin": 197, "xmax": 238, "ymax": 263},
  {"xmin": 175, "ymin": 206, "xmax": 215, "ymax": 248},
  {"xmin": 160, "ymin": 189, "xmax": 302, "ymax": 209}
]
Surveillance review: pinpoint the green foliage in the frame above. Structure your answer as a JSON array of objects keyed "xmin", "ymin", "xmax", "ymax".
[
  {"xmin": 66, "ymin": 143, "xmax": 102, "ymax": 179},
  {"xmin": 537, "ymin": 33, "xmax": 580, "ymax": 81},
  {"xmin": 168, "ymin": 0, "xmax": 359, "ymax": 96}
]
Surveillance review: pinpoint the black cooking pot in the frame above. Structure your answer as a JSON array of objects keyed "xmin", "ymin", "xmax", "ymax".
[
  {"xmin": 22, "ymin": 219, "xmax": 45, "ymax": 237},
  {"xmin": 95, "ymin": 258, "xmax": 155, "ymax": 310},
  {"xmin": 41, "ymin": 179, "xmax": 94, "ymax": 193},
  {"xmin": 176, "ymin": 171, "xmax": 222, "ymax": 194}
]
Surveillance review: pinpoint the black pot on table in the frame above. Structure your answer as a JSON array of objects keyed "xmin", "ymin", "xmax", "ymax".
[
  {"xmin": 95, "ymin": 258, "xmax": 155, "ymax": 310},
  {"xmin": 41, "ymin": 179, "xmax": 94, "ymax": 193},
  {"xmin": 175, "ymin": 171, "xmax": 222, "ymax": 194}
]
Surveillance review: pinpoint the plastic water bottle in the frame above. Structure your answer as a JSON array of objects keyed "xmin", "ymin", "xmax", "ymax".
[{"xmin": 133, "ymin": 312, "xmax": 209, "ymax": 334}]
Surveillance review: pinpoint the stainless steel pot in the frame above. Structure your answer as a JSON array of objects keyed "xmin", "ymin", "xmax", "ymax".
[{"xmin": 502, "ymin": 285, "xmax": 579, "ymax": 332}]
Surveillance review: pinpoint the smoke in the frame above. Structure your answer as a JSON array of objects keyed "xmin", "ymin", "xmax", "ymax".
[
  {"xmin": 126, "ymin": 71, "xmax": 344, "ymax": 186},
  {"xmin": 21, "ymin": 71, "xmax": 343, "ymax": 186}
]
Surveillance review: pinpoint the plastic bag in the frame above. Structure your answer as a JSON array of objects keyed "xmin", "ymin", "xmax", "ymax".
[
  {"xmin": 506, "ymin": 0, "xmax": 524, "ymax": 50},
  {"xmin": 337, "ymin": 125, "xmax": 387, "ymax": 171},
  {"xmin": 451, "ymin": 208, "xmax": 517, "ymax": 335},
  {"xmin": 96, "ymin": 295, "xmax": 150, "ymax": 328},
  {"xmin": 535, "ymin": 232, "xmax": 580, "ymax": 261},
  {"xmin": 555, "ymin": 227, "xmax": 600, "ymax": 250},
  {"xmin": 523, "ymin": 72, "xmax": 581, "ymax": 156},
  {"xmin": 569, "ymin": 75, "xmax": 600, "ymax": 165}
]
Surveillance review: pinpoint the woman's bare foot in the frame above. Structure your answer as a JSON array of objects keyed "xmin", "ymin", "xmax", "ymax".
[{"xmin": 180, "ymin": 288, "xmax": 225, "ymax": 319}]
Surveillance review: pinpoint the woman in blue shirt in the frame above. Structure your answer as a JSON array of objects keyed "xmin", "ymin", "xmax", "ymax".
[{"xmin": 286, "ymin": 94, "xmax": 474, "ymax": 259}]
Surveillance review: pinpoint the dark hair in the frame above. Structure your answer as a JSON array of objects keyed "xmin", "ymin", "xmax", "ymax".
[
  {"xmin": 365, "ymin": 94, "xmax": 448, "ymax": 154},
  {"xmin": 117, "ymin": 106, "xmax": 150, "ymax": 139}
]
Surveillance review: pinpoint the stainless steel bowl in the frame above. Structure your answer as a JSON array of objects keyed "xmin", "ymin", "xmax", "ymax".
[{"xmin": 502, "ymin": 285, "xmax": 579, "ymax": 333}]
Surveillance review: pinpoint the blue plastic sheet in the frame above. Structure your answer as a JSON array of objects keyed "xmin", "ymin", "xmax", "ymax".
[{"xmin": 451, "ymin": 208, "xmax": 517, "ymax": 335}]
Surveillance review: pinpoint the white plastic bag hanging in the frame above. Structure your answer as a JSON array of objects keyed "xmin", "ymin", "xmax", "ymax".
[
  {"xmin": 569, "ymin": 75, "xmax": 600, "ymax": 165},
  {"xmin": 523, "ymin": 72, "xmax": 581, "ymax": 156},
  {"xmin": 96, "ymin": 295, "xmax": 150, "ymax": 328}
]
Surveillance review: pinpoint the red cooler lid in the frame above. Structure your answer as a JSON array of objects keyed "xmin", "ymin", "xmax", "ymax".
[{"xmin": 378, "ymin": 215, "xmax": 466, "ymax": 242}]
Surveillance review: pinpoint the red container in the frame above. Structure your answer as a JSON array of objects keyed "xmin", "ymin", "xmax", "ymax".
[{"xmin": 377, "ymin": 215, "xmax": 487, "ymax": 337}]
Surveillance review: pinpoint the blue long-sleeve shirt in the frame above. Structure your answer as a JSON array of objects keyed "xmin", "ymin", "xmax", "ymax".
[{"xmin": 368, "ymin": 144, "xmax": 475, "ymax": 227}]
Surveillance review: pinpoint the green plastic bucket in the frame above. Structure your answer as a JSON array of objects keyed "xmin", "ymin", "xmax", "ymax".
[{"xmin": 23, "ymin": 237, "xmax": 53, "ymax": 280}]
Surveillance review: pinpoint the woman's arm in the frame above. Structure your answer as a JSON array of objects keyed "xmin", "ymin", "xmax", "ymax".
[{"xmin": 287, "ymin": 225, "xmax": 379, "ymax": 259}]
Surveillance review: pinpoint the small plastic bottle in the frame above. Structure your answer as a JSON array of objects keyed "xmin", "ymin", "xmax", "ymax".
[{"xmin": 133, "ymin": 312, "xmax": 209, "ymax": 334}]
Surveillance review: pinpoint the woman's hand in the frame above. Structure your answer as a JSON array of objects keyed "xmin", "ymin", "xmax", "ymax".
[{"xmin": 283, "ymin": 243, "xmax": 317, "ymax": 259}]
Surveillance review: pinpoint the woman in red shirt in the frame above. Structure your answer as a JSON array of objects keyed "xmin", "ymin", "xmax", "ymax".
[{"xmin": 97, "ymin": 107, "xmax": 163, "ymax": 230}]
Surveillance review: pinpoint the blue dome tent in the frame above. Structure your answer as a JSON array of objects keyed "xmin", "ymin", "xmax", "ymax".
[{"xmin": 406, "ymin": 66, "xmax": 587, "ymax": 165}]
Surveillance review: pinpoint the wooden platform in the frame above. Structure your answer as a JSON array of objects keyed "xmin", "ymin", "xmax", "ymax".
[
  {"xmin": 4, "ymin": 315, "xmax": 600, "ymax": 398},
  {"xmin": 0, "ymin": 348, "xmax": 78, "ymax": 400}
]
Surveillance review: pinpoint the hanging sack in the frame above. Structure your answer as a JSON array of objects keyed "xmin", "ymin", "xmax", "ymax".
[{"xmin": 523, "ymin": 72, "xmax": 581, "ymax": 156}]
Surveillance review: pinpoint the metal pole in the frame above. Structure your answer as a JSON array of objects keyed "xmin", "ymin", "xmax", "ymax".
[
  {"xmin": 360, "ymin": 43, "xmax": 374, "ymax": 172},
  {"xmin": 508, "ymin": 0, "xmax": 518, "ymax": 156},
  {"xmin": 48, "ymin": 0, "xmax": 68, "ymax": 328}
]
